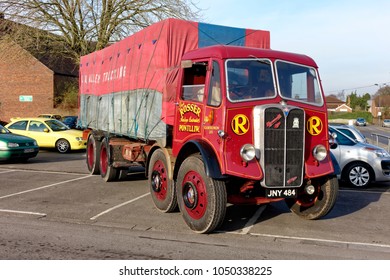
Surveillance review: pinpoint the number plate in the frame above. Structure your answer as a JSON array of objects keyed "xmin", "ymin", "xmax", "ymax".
[
  {"xmin": 266, "ymin": 188, "xmax": 297, "ymax": 198},
  {"xmin": 24, "ymin": 148, "xmax": 35, "ymax": 153}
]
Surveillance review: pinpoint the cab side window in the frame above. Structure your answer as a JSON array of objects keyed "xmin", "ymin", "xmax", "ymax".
[
  {"xmin": 207, "ymin": 61, "xmax": 221, "ymax": 107},
  {"xmin": 181, "ymin": 62, "xmax": 207, "ymax": 102}
]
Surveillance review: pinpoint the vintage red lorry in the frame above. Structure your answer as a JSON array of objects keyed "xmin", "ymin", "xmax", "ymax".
[{"xmin": 79, "ymin": 18, "xmax": 338, "ymax": 233}]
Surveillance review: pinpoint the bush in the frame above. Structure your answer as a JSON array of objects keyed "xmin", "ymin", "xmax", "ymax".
[{"xmin": 328, "ymin": 111, "xmax": 373, "ymax": 123}]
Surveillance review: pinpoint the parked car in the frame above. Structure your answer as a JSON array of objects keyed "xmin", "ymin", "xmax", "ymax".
[
  {"xmin": 329, "ymin": 124, "xmax": 367, "ymax": 143},
  {"xmin": 61, "ymin": 116, "xmax": 80, "ymax": 129},
  {"xmin": 0, "ymin": 124, "xmax": 39, "ymax": 161},
  {"xmin": 382, "ymin": 119, "xmax": 390, "ymax": 128},
  {"xmin": 5, "ymin": 118, "xmax": 86, "ymax": 153},
  {"xmin": 329, "ymin": 126, "xmax": 390, "ymax": 188},
  {"xmin": 38, "ymin": 114, "xmax": 62, "ymax": 120},
  {"xmin": 355, "ymin": 117, "xmax": 367, "ymax": 126}
]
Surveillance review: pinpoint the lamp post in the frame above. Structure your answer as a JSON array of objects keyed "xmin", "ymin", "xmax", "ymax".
[{"xmin": 375, "ymin": 83, "xmax": 386, "ymax": 125}]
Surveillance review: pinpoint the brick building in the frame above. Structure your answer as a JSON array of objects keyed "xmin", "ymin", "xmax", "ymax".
[
  {"xmin": 0, "ymin": 16, "xmax": 78, "ymax": 123},
  {"xmin": 325, "ymin": 95, "xmax": 352, "ymax": 113}
]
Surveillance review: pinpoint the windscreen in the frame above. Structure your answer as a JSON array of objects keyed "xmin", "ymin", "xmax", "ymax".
[{"xmin": 276, "ymin": 60, "xmax": 323, "ymax": 106}]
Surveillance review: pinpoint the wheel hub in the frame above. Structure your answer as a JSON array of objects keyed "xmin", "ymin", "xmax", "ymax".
[
  {"xmin": 183, "ymin": 182, "xmax": 198, "ymax": 209},
  {"xmin": 151, "ymin": 170, "xmax": 162, "ymax": 192}
]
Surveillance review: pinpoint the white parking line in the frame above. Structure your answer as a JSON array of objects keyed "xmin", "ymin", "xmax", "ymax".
[
  {"xmin": 90, "ymin": 192, "xmax": 150, "ymax": 220},
  {"xmin": 0, "ymin": 209, "xmax": 47, "ymax": 217},
  {"xmin": 249, "ymin": 232, "xmax": 390, "ymax": 249},
  {"xmin": 0, "ymin": 175, "xmax": 92, "ymax": 200},
  {"xmin": 0, "ymin": 168, "xmax": 87, "ymax": 176},
  {"xmin": 0, "ymin": 169, "xmax": 16, "ymax": 174},
  {"xmin": 239, "ymin": 205, "xmax": 267, "ymax": 235}
]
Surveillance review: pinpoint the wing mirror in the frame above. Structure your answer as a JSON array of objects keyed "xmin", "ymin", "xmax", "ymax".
[{"xmin": 329, "ymin": 132, "xmax": 338, "ymax": 149}]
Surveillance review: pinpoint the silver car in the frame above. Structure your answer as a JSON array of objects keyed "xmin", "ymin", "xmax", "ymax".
[
  {"xmin": 329, "ymin": 126, "xmax": 390, "ymax": 187},
  {"xmin": 329, "ymin": 124, "xmax": 367, "ymax": 143},
  {"xmin": 382, "ymin": 119, "xmax": 390, "ymax": 128}
]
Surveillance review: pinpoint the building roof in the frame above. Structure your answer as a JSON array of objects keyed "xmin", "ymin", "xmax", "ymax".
[
  {"xmin": 0, "ymin": 17, "xmax": 78, "ymax": 77},
  {"xmin": 325, "ymin": 95, "xmax": 344, "ymax": 104}
]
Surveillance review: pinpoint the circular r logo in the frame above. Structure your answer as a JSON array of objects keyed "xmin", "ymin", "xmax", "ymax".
[
  {"xmin": 231, "ymin": 114, "xmax": 250, "ymax": 135},
  {"xmin": 307, "ymin": 116, "xmax": 323, "ymax": 135}
]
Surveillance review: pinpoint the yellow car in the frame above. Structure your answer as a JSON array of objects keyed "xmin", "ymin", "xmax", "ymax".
[{"xmin": 6, "ymin": 118, "xmax": 86, "ymax": 153}]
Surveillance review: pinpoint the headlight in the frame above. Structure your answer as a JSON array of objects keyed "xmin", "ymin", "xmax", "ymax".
[
  {"xmin": 313, "ymin": 145, "xmax": 327, "ymax": 161},
  {"xmin": 33, "ymin": 141, "xmax": 38, "ymax": 146},
  {"xmin": 240, "ymin": 144, "xmax": 256, "ymax": 162},
  {"xmin": 75, "ymin": 137, "xmax": 83, "ymax": 141},
  {"xmin": 373, "ymin": 149, "xmax": 390, "ymax": 158},
  {"xmin": 8, "ymin": 142, "xmax": 19, "ymax": 148},
  {"xmin": 0, "ymin": 141, "xmax": 6, "ymax": 148}
]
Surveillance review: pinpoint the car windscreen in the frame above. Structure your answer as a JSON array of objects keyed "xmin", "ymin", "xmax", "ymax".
[
  {"xmin": 45, "ymin": 120, "xmax": 68, "ymax": 131},
  {"xmin": 0, "ymin": 124, "xmax": 10, "ymax": 134},
  {"xmin": 329, "ymin": 127, "xmax": 356, "ymax": 146}
]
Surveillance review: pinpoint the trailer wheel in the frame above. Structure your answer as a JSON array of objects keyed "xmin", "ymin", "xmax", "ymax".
[
  {"xmin": 99, "ymin": 139, "xmax": 117, "ymax": 182},
  {"xmin": 176, "ymin": 154, "xmax": 227, "ymax": 233},
  {"xmin": 86, "ymin": 135, "xmax": 100, "ymax": 175},
  {"xmin": 285, "ymin": 176, "xmax": 339, "ymax": 220},
  {"xmin": 148, "ymin": 149, "xmax": 177, "ymax": 213}
]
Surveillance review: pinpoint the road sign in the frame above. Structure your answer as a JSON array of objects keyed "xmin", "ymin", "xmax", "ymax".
[{"xmin": 19, "ymin": 95, "xmax": 33, "ymax": 102}]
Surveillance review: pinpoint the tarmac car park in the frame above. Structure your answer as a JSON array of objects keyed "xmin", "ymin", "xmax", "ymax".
[{"xmin": 0, "ymin": 142, "xmax": 389, "ymax": 261}]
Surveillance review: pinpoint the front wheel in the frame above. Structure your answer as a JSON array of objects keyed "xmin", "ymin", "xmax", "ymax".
[
  {"xmin": 56, "ymin": 139, "xmax": 70, "ymax": 153},
  {"xmin": 345, "ymin": 162, "xmax": 373, "ymax": 188},
  {"xmin": 285, "ymin": 176, "xmax": 338, "ymax": 220},
  {"xmin": 99, "ymin": 139, "xmax": 117, "ymax": 182},
  {"xmin": 176, "ymin": 154, "xmax": 227, "ymax": 233}
]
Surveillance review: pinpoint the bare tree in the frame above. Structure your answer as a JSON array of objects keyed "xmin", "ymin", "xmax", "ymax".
[{"xmin": 0, "ymin": 0, "xmax": 202, "ymax": 63}]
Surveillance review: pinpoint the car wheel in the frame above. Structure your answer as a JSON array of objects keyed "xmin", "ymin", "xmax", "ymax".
[
  {"xmin": 176, "ymin": 154, "xmax": 227, "ymax": 233},
  {"xmin": 56, "ymin": 139, "xmax": 70, "ymax": 153},
  {"xmin": 149, "ymin": 149, "xmax": 177, "ymax": 213},
  {"xmin": 344, "ymin": 162, "xmax": 373, "ymax": 188}
]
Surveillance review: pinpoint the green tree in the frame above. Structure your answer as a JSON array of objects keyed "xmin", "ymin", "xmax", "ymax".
[
  {"xmin": 348, "ymin": 91, "xmax": 370, "ymax": 111},
  {"xmin": 0, "ymin": 0, "xmax": 202, "ymax": 63}
]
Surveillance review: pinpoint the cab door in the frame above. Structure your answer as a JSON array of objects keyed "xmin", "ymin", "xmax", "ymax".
[
  {"xmin": 173, "ymin": 61, "xmax": 206, "ymax": 152},
  {"xmin": 201, "ymin": 60, "xmax": 225, "ymax": 169}
]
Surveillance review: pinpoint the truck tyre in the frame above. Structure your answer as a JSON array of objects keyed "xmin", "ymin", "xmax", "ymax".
[
  {"xmin": 285, "ymin": 176, "xmax": 338, "ymax": 220},
  {"xmin": 56, "ymin": 139, "xmax": 70, "ymax": 153},
  {"xmin": 86, "ymin": 135, "xmax": 101, "ymax": 175},
  {"xmin": 148, "ymin": 149, "xmax": 177, "ymax": 213},
  {"xmin": 99, "ymin": 139, "xmax": 117, "ymax": 182},
  {"xmin": 176, "ymin": 154, "xmax": 227, "ymax": 233}
]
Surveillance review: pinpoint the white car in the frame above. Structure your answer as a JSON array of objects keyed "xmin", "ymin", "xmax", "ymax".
[{"xmin": 329, "ymin": 126, "xmax": 390, "ymax": 187}]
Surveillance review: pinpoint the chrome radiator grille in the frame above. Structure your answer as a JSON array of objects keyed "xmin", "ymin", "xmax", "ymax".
[{"xmin": 263, "ymin": 107, "xmax": 304, "ymax": 187}]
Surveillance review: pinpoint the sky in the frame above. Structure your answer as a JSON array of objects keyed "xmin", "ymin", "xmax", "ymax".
[{"xmin": 195, "ymin": 0, "xmax": 390, "ymax": 97}]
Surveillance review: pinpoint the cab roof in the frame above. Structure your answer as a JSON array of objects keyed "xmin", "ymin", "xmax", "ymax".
[{"xmin": 182, "ymin": 45, "xmax": 318, "ymax": 68}]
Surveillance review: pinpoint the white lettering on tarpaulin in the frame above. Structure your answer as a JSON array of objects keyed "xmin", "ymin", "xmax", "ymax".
[
  {"xmin": 81, "ymin": 65, "xmax": 127, "ymax": 84},
  {"xmin": 102, "ymin": 66, "xmax": 127, "ymax": 82}
]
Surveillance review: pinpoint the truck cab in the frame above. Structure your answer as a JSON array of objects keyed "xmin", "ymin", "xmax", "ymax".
[{"xmin": 169, "ymin": 46, "xmax": 338, "ymax": 232}]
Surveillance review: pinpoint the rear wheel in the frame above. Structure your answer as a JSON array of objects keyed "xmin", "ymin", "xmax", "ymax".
[
  {"xmin": 285, "ymin": 176, "xmax": 338, "ymax": 220},
  {"xmin": 86, "ymin": 135, "xmax": 101, "ymax": 174},
  {"xmin": 56, "ymin": 139, "xmax": 70, "ymax": 153},
  {"xmin": 99, "ymin": 139, "xmax": 117, "ymax": 182},
  {"xmin": 176, "ymin": 154, "xmax": 227, "ymax": 233},
  {"xmin": 149, "ymin": 149, "xmax": 177, "ymax": 213}
]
